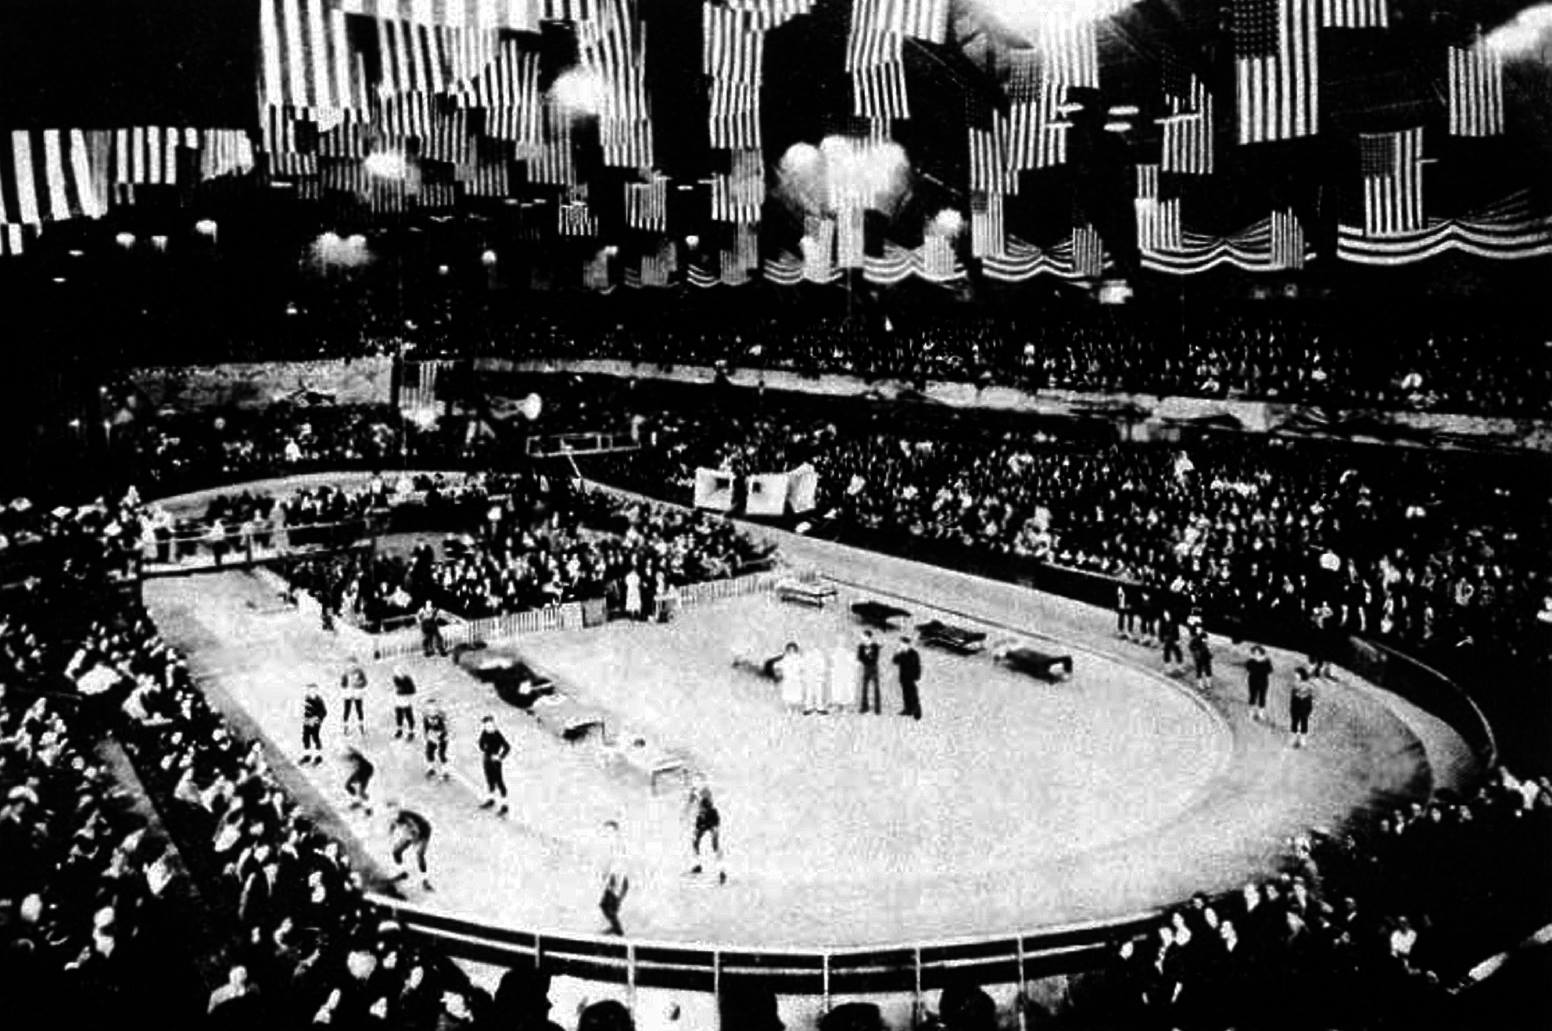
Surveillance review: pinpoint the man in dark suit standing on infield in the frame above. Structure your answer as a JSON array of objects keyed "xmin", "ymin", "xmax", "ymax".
[
  {"xmin": 894, "ymin": 636, "xmax": 922, "ymax": 720},
  {"xmin": 857, "ymin": 630, "xmax": 883, "ymax": 714}
]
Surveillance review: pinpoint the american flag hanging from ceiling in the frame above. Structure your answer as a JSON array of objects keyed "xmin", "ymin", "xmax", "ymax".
[{"xmin": 1233, "ymin": 0, "xmax": 1320, "ymax": 144}]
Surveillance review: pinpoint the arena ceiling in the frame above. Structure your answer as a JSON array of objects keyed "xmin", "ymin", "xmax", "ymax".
[{"xmin": 0, "ymin": 0, "xmax": 1549, "ymax": 269}]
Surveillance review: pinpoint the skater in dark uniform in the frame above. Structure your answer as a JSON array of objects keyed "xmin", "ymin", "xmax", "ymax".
[
  {"xmin": 599, "ymin": 820, "xmax": 629, "ymax": 936},
  {"xmin": 343, "ymin": 747, "xmax": 375, "ymax": 815},
  {"xmin": 422, "ymin": 698, "xmax": 450, "ymax": 780},
  {"xmin": 685, "ymin": 776, "xmax": 725, "ymax": 884},
  {"xmin": 1115, "ymin": 583, "xmax": 1135, "ymax": 640},
  {"xmin": 1290, "ymin": 670, "xmax": 1316, "ymax": 748},
  {"xmin": 476, "ymin": 715, "xmax": 512, "ymax": 816},
  {"xmin": 340, "ymin": 660, "xmax": 367, "ymax": 737},
  {"xmin": 1160, "ymin": 606, "xmax": 1185, "ymax": 672},
  {"xmin": 387, "ymin": 800, "xmax": 434, "ymax": 891},
  {"xmin": 1188, "ymin": 620, "xmax": 1213, "ymax": 692},
  {"xmin": 1245, "ymin": 646, "xmax": 1274, "ymax": 722},
  {"xmin": 300, "ymin": 684, "xmax": 326, "ymax": 765},
  {"xmin": 391, "ymin": 666, "xmax": 417, "ymax": 740}
]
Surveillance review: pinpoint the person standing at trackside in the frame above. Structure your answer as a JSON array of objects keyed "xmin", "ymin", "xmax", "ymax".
[
  {"xmin": 857, "ymin": 630, "xmax": 883, "ymax": 714},
  {"xmin": 1115, "ymin": 582, "xmax": 1135, "ymax": 641},
  {"xmin": 340, "ymin": 659, "xmax": 367, "ymax": 737},
  {"xmin": 685, "ymin": 776, "xmax": 726, "ymax": 884},
  {"xmin": 1290, "ymin": 669, "xmax": 1316, "ymax": 749},
  {"xmin": 343, "ymin": 746, "xmax": 375, "ymax": 815},
  {"xmin": 1308, "ymin": 600, "xmax": 1336, "ymax": 679},
  {"xmin": 1245, "ymin": 645, "xmax": 1274, "ymax": 723},
  {"xmin": 476, "ymin": 715, "xmax": 512, "ymax": 816},
  {"xmin": 1188, "ymin": 620, "xmax": 1213, "ymax": 692},
  {"xmin": 1159, "ymin": 605, "xmax": 1185, "ymax": 673},
  {"xmin": 599, "ymin": 820, "xmax": 630, "ymax": 936},
  {"xmin": 418, "ymin": 599, "xmax": 447, "ymax": 658},
  {"xmin": 390, "ymin": 666, "xmax": 417, "ymax": 741},
  {"xmin": 387, "ymin": 800, "xmax": 434, "ymax": 891},
  {"xmin": 422, "ymin": 698, "xmax": 450, "ymax": 780},
  {"xmin": 300, "ymin": 683, "xmax": 326, "ymax": 766},
  {"xmin": 894, "ymin": 636, "xmax": 922, "ymax": 720},
  {"xmin": 1135, "ymin": 584, "xmax": 1157, "ymax": 646}
]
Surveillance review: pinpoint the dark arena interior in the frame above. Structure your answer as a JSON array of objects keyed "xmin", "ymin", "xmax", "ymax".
[{"xmin": 2, "ymin": 1, "xmax": 1552, "ymax": 1029}]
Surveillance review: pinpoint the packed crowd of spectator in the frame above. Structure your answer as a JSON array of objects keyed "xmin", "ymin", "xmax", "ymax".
[
  {"xmin": 588, "ymin": 406, "xmax": 1552, "ymax": 679},
  {"xmin": 281, "ymin": 480, "xmax": 774, "ymax": 629},
  {"xmin": 485, "ymin": 309, "xmax": 1552, "ymax": 418},
  {"xmin": 1090, "ymin": 765, "xmax": 1552, "ymax": 1031}
]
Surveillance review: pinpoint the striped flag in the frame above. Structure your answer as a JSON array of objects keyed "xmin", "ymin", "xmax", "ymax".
[
  {"xmin": 722, "ymin": 223, "xmax": 760, "ymax": 284},
  {"xmin": 703, "ymin": 6, "xmax": 765, "ymax": 80},
  {"xmin": 853, "ymin": 61, "xmax": 910, "ymax": 123},
  {"xmin": 1447, "ymin": 44, "xmax": 1505, "ymax": 138},
  {"xmin": 421, "ymin": 110, "xmax": 474, "ymax": 163},
  {"xmin": 0, "ymin": 223, "xmax": 31, "ymax": 257},
  {"xmin": 624, "ymin": 174, "xmax": 669, "ymax": 232},
  {"xmin": 530, "ymin": 104, "xmax": 576, "ymax": 185},
  {"xmin": 970, "ymin": 191, "xmax": 1005, "ymax": 258},
  {"xmin": 335, "ymin": 0, "xmax": 542, "ymax": 33},
  {"xmin": 1008, "ymin": 84, "xmax": 1071, "ymax": 172},
  {"xmin": 321, "ymin": 158, "xmax": 369, "ymax": 194},
  {"xmin": 968, "ymin": 114, "xmax": 1016, "ymax": 193},
  {"xmin": 0, "ymin": 129, "xmax": 107, "ymax": 226},
  {"xmin": 1034, "ymin": 18, "xmax": 1100, "ymax": 88},
  {"xmin": 1270, "ymin": 208, "xmax": 1306, "ymax": 269},
  {"xmin": 1360, "ymin": 127, "xmax": 1425, "ymax": 237},
  {"xmin": 1071, "ymin": 223, "xmax": 1105, "ymax": 278},
  {"xmin": 259, "ymin": 0, "xmax": 359, "ymax": 113},
  {"xmin": 455, "ymin": 156, "xmax": 512, "ymax": 196},
  {"xmin": 374, "ymin": 16, "xmax": 453, "ymax": 98},
  {"xmin": 111, "ymin": 127, "xmax": 197, "ymax": 187},
  {"xmin": 1319, "ymin": 0, "xmax": 1387, "ymax": 28},
  {"xmin": 542, "ymin": 0, "xmax": 597, "ymax": 22},
  {"xmin": 1233, "ymin": 0, "xmax": 1320, "ymax": 144},
  {"xmin": 1134, "ymin": 164, "xmax": 1183, "ymax": 253},
  {"xmin": 711, "ymin": 149, "xmax": 764, "ymax": 223},
  {"xmin": 557, "ymin": 198, "xmax": 597, "ymax": 236},
  {"xmin": 197, "ymin": 129, "xmax": 257, "ymax": 180},
  {"xmin": 1160, "ymin": 75, "xmax": 1213, "ymax": 175}
]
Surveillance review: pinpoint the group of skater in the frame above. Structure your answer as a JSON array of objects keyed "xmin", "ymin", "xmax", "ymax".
[
  {"xmin": 739, "ymin": 629, "xmax": 925, "ymax": 719},
  {"xmin": 296, "ymin": 658, "xmax": 521, "ymax": 889},
  {"xmin": 296, "ymin": 653, "xmax": 724, "ymax": 935},
  {"xmin": 1115, "ymin": 584, "xmax": 1320, "ymax": 748}
]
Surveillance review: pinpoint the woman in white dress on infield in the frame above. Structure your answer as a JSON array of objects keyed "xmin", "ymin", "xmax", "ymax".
[{"xmin": 828, "ymin": 637, "xmax": 858, "ymax": 712}]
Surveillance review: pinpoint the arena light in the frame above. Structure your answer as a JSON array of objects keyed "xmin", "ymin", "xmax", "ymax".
[
  {"xmin": 150, "ymin": 234, "xmax": 168, "ymax": 251},
  {"xmin": 1103, "ymin": 121, "xmax": 1133, "ymax": 133},
  {"xmin": 114, "ymin": 231, "xmax": 135, "ymax": 249},
  {"xmin": 436, "ymin": 264, "xmax": 450, "ymax": 275},
  {"xmin": 480, "ymin": 249, "xmax": 498, "ymax": 266},
  {"xmin": 67, "ymin": 248, "xmax": 84, "ymax": 258},
  {"xmin": 684, "ymin": 234, "xmax": 700, "ymax": 250},
  {"xmin": 1107, "ymin": 104, "xmax": 1140, "ymax": 116},
  {"xmin": 194, "ymin": 218, "xmax": 218, "ymax": 236},
  {"xmin": 549, "ymin": 67, "xmax": 606, "ymax": 117},
  {"xmin": 971, "ymin": 0, "xmax": 1137, "ymax": 34},
  {"xmin": 364, "ymin": 151, "xmax": 407, "ymax": 180},
  {"xmin": 604, "ymin": 245, "xmax": 619, "ymax": 257}
]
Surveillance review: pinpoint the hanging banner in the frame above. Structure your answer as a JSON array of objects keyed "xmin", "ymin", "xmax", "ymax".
[
  {"xmin": 693, "ymin": 468, "xmax": 735, "ymax": 511},
  {"xmin": 744, "ymin": 472, "xmax": 790, "ymax": 517},
  {"xmin": 786, "ymin": 463, "xmax": 819, "ymax": 514}
]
